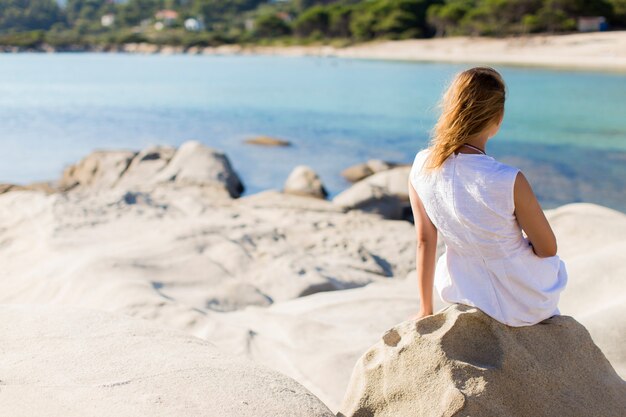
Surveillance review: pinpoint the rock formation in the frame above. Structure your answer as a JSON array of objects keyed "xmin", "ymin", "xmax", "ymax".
[
  {"xmin": 2, "ymin": 141, "xmax": 625, "ymax": 416},
  {"xmin": 337, "ymin": 303, "xmax": 626, "ymax": 417},
  {"xmin": 0, "ymin": 182, "xmax": 415, "ymax": 316},
  {"xmin": 59, "ymin": 140, "xmax": 244, "ymax": 198},
  {"xmin": 0, "ymin": 304, "xmax": 334, "ymax": 417},
  {"xmin": 341, "ymin": 159, "xmax": 400, "ymax": 183},
  {"xmin": 283, "ymin": 165, "xmax": 328, "ymax": 199},
  {"xmin": 333, "ymin": 166, "xmax": 412, "ymax": 220}
]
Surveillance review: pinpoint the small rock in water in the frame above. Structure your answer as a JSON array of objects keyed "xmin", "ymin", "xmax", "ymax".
[
  {"xmin": 283, "ymin": 165, "xmax": 328, "ymax": 199},
  {"xmin": 341, "ymin": 159, "xmax": 395, "ymax": 183},
  {"xmin": 244, "ymin": 136, "xmax": 291, "ymax": 147}
]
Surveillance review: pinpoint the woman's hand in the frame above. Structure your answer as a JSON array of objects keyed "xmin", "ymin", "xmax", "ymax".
[{"xmin": 408, "ymin": 308, "xmax": 434, "ymax": 321}]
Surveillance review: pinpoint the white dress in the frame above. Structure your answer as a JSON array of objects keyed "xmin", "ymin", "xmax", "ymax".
[{"xmin": 409, "ymin": 147, "xmax": 568, "ymax": 327}]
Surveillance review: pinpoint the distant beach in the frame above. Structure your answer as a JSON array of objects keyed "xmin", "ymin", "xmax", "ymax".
[
  {"xmin": 4, "ymin": 31, "xmax": 624, "ymax": 73},
  {"xmin": 242, "ymin": 31, "xmax": 626, "ymax": 73}
]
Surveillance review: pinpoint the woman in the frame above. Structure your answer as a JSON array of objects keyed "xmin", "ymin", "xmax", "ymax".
[{"xmin": 408, "ymin": 66, "xmax": 568, "ymax": 327}]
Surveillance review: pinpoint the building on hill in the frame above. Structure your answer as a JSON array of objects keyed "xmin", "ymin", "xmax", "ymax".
[{"xmin": 577, "ymin": 16, "xmax": 608, "ymax": 32}]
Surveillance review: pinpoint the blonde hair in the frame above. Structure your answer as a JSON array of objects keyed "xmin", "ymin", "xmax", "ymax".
[{"xmin": 423, "ymin": 66, "xmax": 506, "ymax": 172}]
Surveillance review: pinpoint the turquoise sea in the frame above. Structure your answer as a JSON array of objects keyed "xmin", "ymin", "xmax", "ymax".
[{"xmin": 0, "ymin": 53, "xmax": 625, "ymax": 211}]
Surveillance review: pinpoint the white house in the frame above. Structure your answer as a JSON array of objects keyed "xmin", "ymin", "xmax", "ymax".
[
  {"xmin": 577, "ymin": 16, "xmax": 608, "ymax": 32},
  {"xmin": 184, "ymin": 18, "xmax": 204, "ymax": 32},
  {"xmin": 101, "ymin": 14, "xmax": 115, "ymax": 27}
]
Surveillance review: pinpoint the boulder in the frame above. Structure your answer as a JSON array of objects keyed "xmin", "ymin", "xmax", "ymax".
[
  {"xmin": 153, "ymin": 141, "xmax": 244, "ymax": 197},
  {"xmin": 333, "ymin": 166, "xmax": 411, "ymax": 220},
  {"xmin": 283, "ymin": 165, "xmax": 328, "ymax": 199},
  {"xmin": 0, "ymin": 304, "xmax": 334, "ymax": 417},
  {"xmin": 338, "ymin": 303, "xmax": 626, "ymax": 417},
  {"xmin": 58, "ymin": 141, "xmax": 244, "ymax": 198}
]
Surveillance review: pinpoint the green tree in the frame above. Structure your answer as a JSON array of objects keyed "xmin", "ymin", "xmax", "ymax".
[
  {"xmin": 351, "ymin": 0, "xmax": 435, "ymax": 41},
  {"xmin": 293, "ymin": 5, "xmax": 330, "ymax": 37},
  {"xmin": 328, "ymin": 4, "xmax": 353, "ymax": 37},
  {"xmin": 254, "ymin": 13, "xmax": 291, "ymax": 37},
  {"xmin": 427, "ymin": 1, "xmax": 472, "ymax": 36},
  {"xmin": 607, "ymin": 0, "xmax": 626, "ymax": 25},
  {"xmin": 119, "ymin": 0, "xmax": 162, "ymax": 26},
  {"xmin": 0, "ymin": 0, "xmax": 64, "ymax": 32}
]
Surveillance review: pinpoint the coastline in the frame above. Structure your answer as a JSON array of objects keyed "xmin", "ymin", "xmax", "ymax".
[
  {"xmin": 3, "ymin": 31, "xmax": 626, "ymax": 73},
  {"xmin": 0, "ymin": 141, "xmax": 625, "ymax": 412}
]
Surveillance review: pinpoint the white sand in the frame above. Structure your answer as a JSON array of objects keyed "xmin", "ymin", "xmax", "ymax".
[{"xmin": 206, "ymin": 31, "xmax": 626, "ymax": 73}]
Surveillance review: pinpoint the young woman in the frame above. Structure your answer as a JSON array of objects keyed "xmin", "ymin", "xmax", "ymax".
[{"xmin": 407, "ymin": 66, "xmax": 568, "ymax": 327}]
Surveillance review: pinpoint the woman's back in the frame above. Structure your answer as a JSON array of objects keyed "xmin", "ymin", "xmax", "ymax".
[{"xmin": 410, "ymin": 147, "xmax": 568, "ymax": 326}]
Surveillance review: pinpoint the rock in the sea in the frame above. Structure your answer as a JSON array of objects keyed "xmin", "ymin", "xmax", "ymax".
[
  {"xmin": 0, "ymin": 304, "xmax": 334, "ymax": 417},
  {"xmin": 59, "ymin": 140, "xmax": 244, "ymax": 198},
  {"xmin": 283, "ymin": 165, "xmax": 328, "ymax": 199},
  {"xmin": 333, "ymin": 166, "xmax": 411, "ymax": 220},
  {"xmin": 338, "ymin": 303, "xmax": 626, "ymax": 417},
  {"xmin": 341, "ymin": 159, "xmax": 397, "ymax": 183},
  {"xmin": 245, "ymin": 135, "xmax": 291, "ymax": 147},
  {"xmin": 153, "ymin": 141, "xmax": 244, "ymax": 197}
]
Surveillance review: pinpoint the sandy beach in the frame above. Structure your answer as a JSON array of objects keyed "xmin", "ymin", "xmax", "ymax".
[{"xmin": 193, "ymin": 31, "xmax": 626, "ymax": 73}]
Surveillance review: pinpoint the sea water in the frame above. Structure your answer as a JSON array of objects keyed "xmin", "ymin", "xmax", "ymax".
[{"xmin": 0, "ymin": 53, "xmax": 624, "ymax": 211}]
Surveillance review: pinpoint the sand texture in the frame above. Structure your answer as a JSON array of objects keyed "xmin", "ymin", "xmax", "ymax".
[
  {"xmin": 0, "ymin": 304, "xmax": 334, "ymax": 417},
  {"xmin": 337, "ymin": 303, "xmax": 626, "ymax": 417}
]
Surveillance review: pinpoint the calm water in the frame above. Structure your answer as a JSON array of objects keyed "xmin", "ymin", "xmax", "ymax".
[{"xmin": 0, "ymin": 53, "xmax": 625, "ymax": 212}]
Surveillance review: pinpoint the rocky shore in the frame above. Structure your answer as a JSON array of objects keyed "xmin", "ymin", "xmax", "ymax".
[{"xmin": 1, "ymin": 141, "xmax": 624, "ymax": 415}]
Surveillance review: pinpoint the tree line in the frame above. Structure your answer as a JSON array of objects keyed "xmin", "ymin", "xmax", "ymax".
[{"xmin": 0, "ymin": 0, "xmax": 625, "ymax": 48}]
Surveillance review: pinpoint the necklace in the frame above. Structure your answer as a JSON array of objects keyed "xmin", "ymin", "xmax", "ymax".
[{"xmin": 460, "ymin": 143, "xmax": 486, "ymax": 155}]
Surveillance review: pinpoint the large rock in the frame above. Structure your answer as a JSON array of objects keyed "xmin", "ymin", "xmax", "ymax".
[
  {"xmin": 0, "ymin": 304, "xmax": 334, "ymax": 417},
  {"xmin": 59, "ymin": 141, "xmax": 244, "ymax": 198},
  {"xmin": 544, "ymin": 203, "xmax": 626, "ymax": 379},
  {"xmin": 337, "ymin": 303, "xmax": 626, "ymax": 417},
  {"xmin": 153, "ymin": 141, "xmax": 243, "ymax": 197},
  {"xmin": 283, "ymin": 165, "xmax": 328, "ymax": 199},
  {"xmin": 333, "ymin": 166, "xmax": 411, "ymax": 220}
]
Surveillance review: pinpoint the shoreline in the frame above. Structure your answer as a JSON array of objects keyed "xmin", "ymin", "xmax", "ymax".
[{"xmin": 2, "ymin": 31, "xmax": 626, "ymax": 73}]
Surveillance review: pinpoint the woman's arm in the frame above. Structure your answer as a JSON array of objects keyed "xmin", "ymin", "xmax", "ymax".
[
  {"xmin": 408, "ymin": 178, "xmax": 438, "ymax": 318},
  {"xmin": 513, "ymin": 171, "xmax": 557, "ymax": 258}
]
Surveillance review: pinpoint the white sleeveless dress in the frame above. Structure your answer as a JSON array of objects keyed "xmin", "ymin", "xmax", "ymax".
[{"xmin": 409, "ymin": 147, "xmax": 568, "ymax": 327}]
